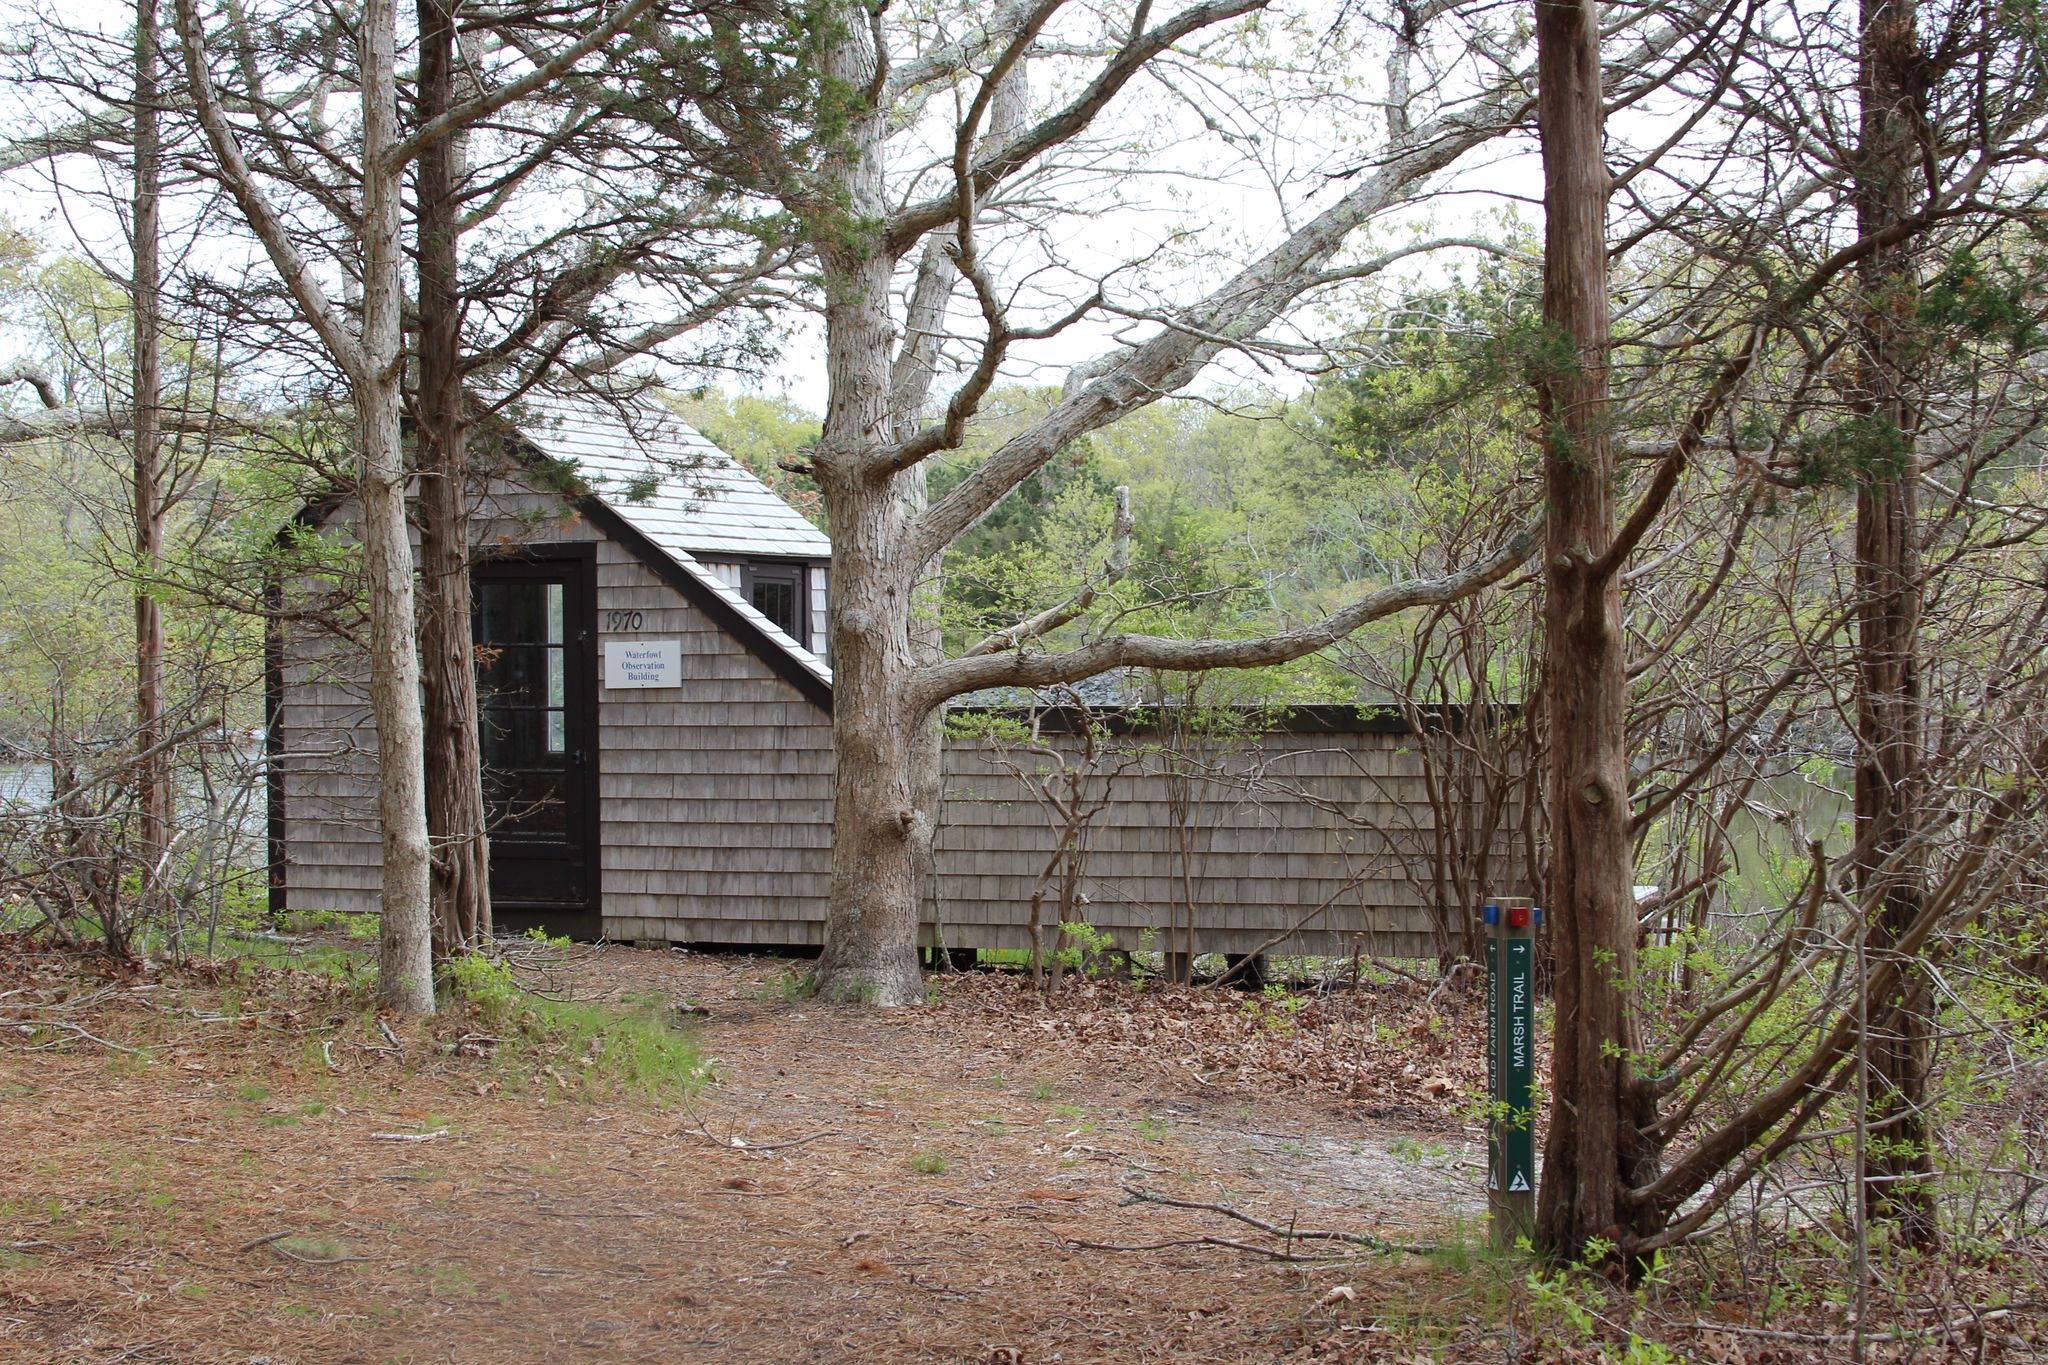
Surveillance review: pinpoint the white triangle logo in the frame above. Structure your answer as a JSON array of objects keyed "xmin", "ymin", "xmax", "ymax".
[{"xmin": 1508, "ymin": 1171, "xmax": 1531, "ymax": 1192}]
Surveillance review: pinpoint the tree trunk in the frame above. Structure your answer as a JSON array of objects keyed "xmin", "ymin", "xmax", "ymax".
[
  {"xmin": 131, "ymin": 0, "xmax": 172, "ymax": 939},
  {"xmin": 806, "ymin": 4, "xmax": 925, "ymax": 1005},
  {"xmin": 1852, "ymin": 0, "xmax": 1936, "ymax": 1249},
  {"xmin": 812, "ymin": 514, "xmax": 928, "ymax": 1004},
  {"xmin": 414, "ymin": 0, "xmax": 492, "ymax": 957},
  {"xmin": 1530, "ymin": 0, "xmax": 1662, "ymax": 1267},
  {"xmin": 361, "ymin": 0, "xmax": 436, "ymax": 1015}
]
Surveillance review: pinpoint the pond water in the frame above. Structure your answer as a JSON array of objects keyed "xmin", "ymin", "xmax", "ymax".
[{"xmin": 0, "ymin": 755, "xmax": 267, "ymax": 839}]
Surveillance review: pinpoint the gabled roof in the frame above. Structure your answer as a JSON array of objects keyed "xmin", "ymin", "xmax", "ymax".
[
  {"xmin": 510, "ymin": 391, "xmax": 831, "ymax": 561},
  {"xmin": 503, "ymin": 391, "xmax": 833, "ymax": 707},
  {"xmin": 572, "ymin": 497, "xmax": 834, "ymax": 708},
  {"xmin": 282, "ymin": 388, "xmax": 835, "ymax": 711}
]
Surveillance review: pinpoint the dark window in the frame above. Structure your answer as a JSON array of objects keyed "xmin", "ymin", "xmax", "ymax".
[
  {"xmin": 741, "ymin": 561, "xmax": 807, "ymax": 643},
  {"xmin": 475, "ymin": 578, "xmax": 571, "ymax": 835}
]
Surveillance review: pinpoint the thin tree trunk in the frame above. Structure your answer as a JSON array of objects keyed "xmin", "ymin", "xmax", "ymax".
[
  {"xmin": 1853, "ymin": 0, "xmax": 1936, "ymax": 1249},
  {"xmin": 361, "ymin": 0, "xmax": 436, "ymax": 1015},
  {"xmin": 132, "ymin": 0, "xmax": 172, "ymax": 939},
  {"xmin": 1530, "ymin": 0, "xmax": 1661, "ymax": 1267},
  {"xmin": 414, "ymin": 0, "xmax": 491, "ymax": 957},
  {"xmin": 170, "ymin": 0, "xmax": 432, "ymax": 1010}
]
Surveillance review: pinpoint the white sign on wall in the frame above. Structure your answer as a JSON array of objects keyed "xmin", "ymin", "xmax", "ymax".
[{"xmin": 603, "ymin": 639, "xmax": 682, "ymax": 689}]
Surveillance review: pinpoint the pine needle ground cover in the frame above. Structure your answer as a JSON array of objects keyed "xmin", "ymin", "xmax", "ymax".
[{"xmin": 2, "ymin": 939, "xmax": 2040, "ymax": 1362}]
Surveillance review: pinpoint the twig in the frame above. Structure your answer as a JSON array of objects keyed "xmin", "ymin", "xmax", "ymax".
[
  {"xmin": 269, "ymin": 1243, "xmax": 374, "ymax": 1265},
  {"xmin": 1689, "ymin": 1308, "xmax": 2029, "ymax": 1345},
  {"xmin": 1068, "ymin": 1234, "xmax": 1353, "ymax": 1262},
  {"xmin": 1120, "ymin": 1186, "xmax": 1434, "ymax": 1255},
  {"xmin": 20, "ymin": 1020, "xmax": 150, "ymax": 1055},
  {"xmin": 377, "ymin": 1018, "xmax": 403, "ymax": 1052},
  {"xmin": 236, "ymin": 1230, "xmax": 293, "ymax": 1253},
  {"xmin": 681, "ymin": 1121, "xmax": 840, "ymax": 1154},
  {"xmin": 369, "ymin": 1128, "xmax": 449, "ymax": 1142}
]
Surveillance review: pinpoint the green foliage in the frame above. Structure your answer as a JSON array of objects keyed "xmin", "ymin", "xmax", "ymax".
[
  {"xmin": 910, "ymin": 1149, "xmax": 949, "ymax": 1175},
  {"xmin": 1920, "ymin": 247, "xmax": 2045, "ymax": 350},
  {"xmin": 1318, "ymin": 254, "xmax": 1542, "ymax": 473},
  {"xmin": 1054, "ymin": 919, "xmax": 1118, "ymax": 975},
  {"xmin": 1791, "ymin": 414, "xmax": 1915, "ymax": 488},
  {"xmin": 1237, "ymin": 982, "xmax": 1309, "ymax": 1033},
  {"xmin": 662, "ymin": 389, "xmax": 825, "ymax": 524},
  {"xmin": 444, "ymin": 949, "xmax": 708, "ymax": 1104}
]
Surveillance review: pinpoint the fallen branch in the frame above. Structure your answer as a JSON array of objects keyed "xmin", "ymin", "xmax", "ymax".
[
  {"xmin": 369, "ymin": 1127, "xmax": 449, "ymax": 1142},
  {"xmin": 1068, "ymin": 1234, "xmax": 1353, "ymax": 1262},
  {"xmin": 676, "ymin": 1098, "xmax": 841, "ymax": 1154},
  {"xmin": 1686, "ymin": 1303, "xmax": 2040, "ymax": 1347},
  {"xmin": 683, "ymin": 1122, "xmax": 840, "ymax": 1154},
  {"xmin": 18, "ymin": 1019, "xmax": 151, "ymax": 1055},
  {"xmin": 269, "ymin": 1243, "xmax": 374, "ymax": 1265},
  {"xmin": 1121, "ymin": 1186, "xmax": 1433, "ymax": 1255}
]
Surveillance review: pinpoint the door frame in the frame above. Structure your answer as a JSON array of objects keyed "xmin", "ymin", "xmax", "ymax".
[{"xmin": 472, "ymin": 541, "xmax": 602, "ymax": 939}]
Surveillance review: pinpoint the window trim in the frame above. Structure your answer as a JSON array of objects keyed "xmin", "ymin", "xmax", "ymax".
[{"xmin": 740, "ymin": 559, "xmax": 808, "ymax": 645}]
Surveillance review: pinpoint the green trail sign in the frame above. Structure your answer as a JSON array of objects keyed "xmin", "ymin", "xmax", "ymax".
[{"xmin": 1485, "ymin": 898, "xmax": 1538, "ymax": 1248}]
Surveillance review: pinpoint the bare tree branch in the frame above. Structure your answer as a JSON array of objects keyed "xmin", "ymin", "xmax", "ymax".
[
  {"xmin": 383, "ymin": 0, "xmax": 659, "ymax": 171},
  {"xmin": 916, "ymin": 513, "xmax": 1542, "ymax": 712}
]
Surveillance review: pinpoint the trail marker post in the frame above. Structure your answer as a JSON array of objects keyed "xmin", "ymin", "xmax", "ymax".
[{"xmin": 1484, "ymin": 897, "xmax": 1538, "ymax": 1250}]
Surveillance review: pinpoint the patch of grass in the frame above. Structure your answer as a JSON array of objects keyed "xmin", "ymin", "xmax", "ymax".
[
  {"xmin": 910, "ymin": 1150, "xmax": 950, "ymax": 1175},
  {"xmin": 446, "ymin": 954, "xmax": 708, "ymax": 1105},
  {"xmin": 755, "ymin": 968, "xmax": 809, "ymax": 1004},
  {"xmin": 1029, "ymin": 1078, "xmax": 1056, "ymax": 1101},
  {"xmin": 1135, "ymin": 1116, "xmax": 1170, "ymax": 1142},
  {"xmin": 102, "ymin": 1049, "xmax": 153, "ymax": 1078},
  {"xmin": 524, "ymin": 998, "xmax": 706, "ymax": 1102},
  {"xmin": 1389, "ymin": 1136, "xmax": 1453, "ymax": 1166},
  {"xmin": 238, "ymin": 1082, "xmax": 270, "ymax": 1102},
  {"xmin": 212, "ymin": 933, "xmax": 372, "ymax": 985},
  {"xmin": 281, "ymin": 909, "xmax": 380, "ymax": 939},
  {"xmin": 427, "ymin": 1262, "xmax": 479, "ymax": 1297},
  {"xmin": 0, "ymin": 1248, "xmax": 39, "ymax": 1270},
  {"xmin": 1051, "ymin": 1102, "xmax": 1085, "ymax": 1120}
]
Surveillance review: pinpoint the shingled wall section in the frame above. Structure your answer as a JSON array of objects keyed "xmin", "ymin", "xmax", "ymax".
[{"xmin": 275, "ymin": 488, "xmax": 1516, "ymax": 959}]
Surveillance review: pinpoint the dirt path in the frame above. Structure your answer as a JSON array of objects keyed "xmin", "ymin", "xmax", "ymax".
[{"xmin": 2, "ymin": 947, "xmax": 1490, "ymax": 1364}]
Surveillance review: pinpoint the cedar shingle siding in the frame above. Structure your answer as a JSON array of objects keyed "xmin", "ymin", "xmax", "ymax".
[{"xmin": 272, "ymin": 397, "xmax": 1522, "ymax": 958}]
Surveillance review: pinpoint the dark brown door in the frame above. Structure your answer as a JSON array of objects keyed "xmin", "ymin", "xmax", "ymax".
[{"xmin": 473, "ymin": 544, "xmax": 599, "ymax": 938}]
